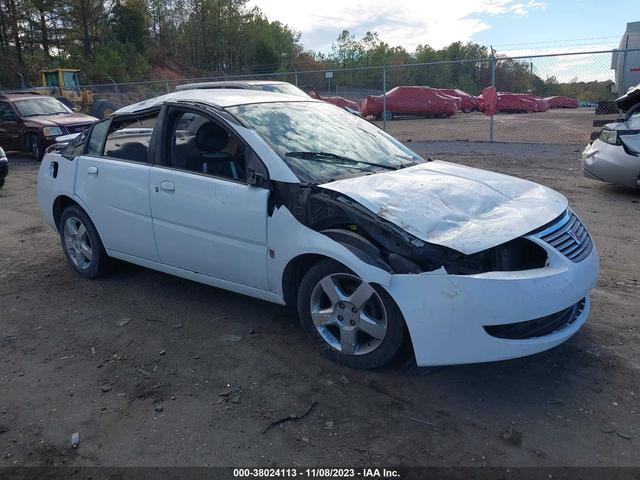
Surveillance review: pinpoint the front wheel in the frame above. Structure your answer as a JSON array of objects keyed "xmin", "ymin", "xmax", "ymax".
[
  {"xmin": 297, "ymin": 260, "xmax": 405, "ymax": 369},
  {"xmin": 29, "ymin": 134, "xmax": 45, "ymax": 161},
  {"xmin": 59, "ymin": 205, "xmax": 111, "ymax": 278}
]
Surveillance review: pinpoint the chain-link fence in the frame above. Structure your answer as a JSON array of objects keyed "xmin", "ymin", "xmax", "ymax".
[{"xmin": 82, "ymin": 48, "xmax": 639, "ymax": 146}]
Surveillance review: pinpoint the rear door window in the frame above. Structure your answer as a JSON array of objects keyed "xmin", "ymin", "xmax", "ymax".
[{"xmin": 103, "ymin": 113, "xmax": 158, "ymax": 163}]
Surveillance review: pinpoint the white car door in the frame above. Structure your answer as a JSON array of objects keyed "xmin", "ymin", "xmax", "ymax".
[
  {"xmin": 74, "ymin": 114, "xmax": 160, "ymax": 261},
  {"xmin": 149, "ymin": 107, "xmax": 269, "ymax": 289}
]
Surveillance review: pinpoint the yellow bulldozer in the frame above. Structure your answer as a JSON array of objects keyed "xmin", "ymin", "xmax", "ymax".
[{"xmin": 38, "ymin": 68, "xmax": 117, "ymax": 118}]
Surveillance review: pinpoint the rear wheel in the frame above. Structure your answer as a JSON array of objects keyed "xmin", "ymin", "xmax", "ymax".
[
  {"xmin": 297, "ymin": 260, "xmax": 405, "ymax": 369},
  {"xmin": 59, "ymin": 205, "xmax": 111, "ymax": 278}
]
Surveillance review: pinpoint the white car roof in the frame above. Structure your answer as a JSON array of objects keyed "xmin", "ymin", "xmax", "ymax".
[{"xmin": 115, "ymin": 88, "xmax": 316, "ymax": 115}]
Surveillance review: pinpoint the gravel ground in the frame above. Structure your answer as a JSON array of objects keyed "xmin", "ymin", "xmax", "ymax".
[
  {"xmin": 375, "ymin": 108, "xmax": 604, "ymax": 144},
  {"xmin": 0, "ymin": 142, "xmax": 639, "ymax": 469}
]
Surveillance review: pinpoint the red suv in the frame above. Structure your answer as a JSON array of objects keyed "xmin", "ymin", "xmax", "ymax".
[{"xmin": 0, "ymin": 93, "xmax": 97, "ymax": 160}]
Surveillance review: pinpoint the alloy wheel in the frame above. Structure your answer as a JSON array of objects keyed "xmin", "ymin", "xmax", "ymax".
[
  {"xmin": 309, "ymin": 273, "xmax": 388, "ymax": 355},
  {"xmin": 31, "ymin": 138, "xmax": 39, "ymax": 160},
  {"xmin": 63, "ymin": 216, "xmax": 93, "ymax": 270}
]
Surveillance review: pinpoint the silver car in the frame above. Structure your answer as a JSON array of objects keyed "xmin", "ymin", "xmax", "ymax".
[
  {"xmin": 583, "ymin": 113, "xmax": 640, "ymax": 189},
  {"xmin": 0, "ymin": 146, "xmax": 7, "ymax": 189}
]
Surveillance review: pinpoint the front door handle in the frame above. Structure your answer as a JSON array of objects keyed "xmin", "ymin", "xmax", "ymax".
[
  {"xmin": 87, "ymin": 166, "xmax": 98, "ymax": 175},
  {"xmin": 159, "ymin": 181, "xmax": 175, "ymax": 192}
]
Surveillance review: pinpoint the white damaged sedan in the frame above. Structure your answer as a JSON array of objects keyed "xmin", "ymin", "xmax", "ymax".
[{"xmin": 37, "ymin": 89, "xmax": 599, "ymax": 368}]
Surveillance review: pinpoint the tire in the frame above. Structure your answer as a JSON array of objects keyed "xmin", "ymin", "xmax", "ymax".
[
  {"xmin": 90, "ymin": 99, "xmax": 117, "ymax": 119},
  {"xmin": 29, "ymin": 134, "xmax": 45, "ymax": 161},
  {"xmin": 59, "ymin": 205, "xmax": 111, "ymax": 279},
  {"xmin": 0, "ymin": 178, "xmax": 4, "ymax": 189},
  {"xmin": 56, "ymin": 96, "xmax": 75, "ymax": 110},
  {"xmin": 297, "ymin": 259, "xmax": 405, "ymax": 369},
  {"xmin": 625, "ymin": 102, "xmax": 640, "ymax": 121}
]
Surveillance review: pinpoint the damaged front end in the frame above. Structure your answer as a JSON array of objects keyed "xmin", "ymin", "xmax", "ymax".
[{"xmin": 270, "ymin": 181, "xmax": 548, "ymax": 276}]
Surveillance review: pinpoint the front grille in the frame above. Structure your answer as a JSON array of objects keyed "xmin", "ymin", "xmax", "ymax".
[
  {"xmin": 66, "ymin": 123, "xmax": 92, "ymax": 134},
  {"xmin": 484, "ymin": 298, "xmax": 586, "ymax": 340},
  {"xmin": 533, "ymin": 209, "xmax": 593, "ymax": 262}
]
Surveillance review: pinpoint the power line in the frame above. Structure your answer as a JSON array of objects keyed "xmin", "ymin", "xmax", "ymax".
[{"xmin": 492, "ymin": 36, "xmax": 619, "ymax": 49}]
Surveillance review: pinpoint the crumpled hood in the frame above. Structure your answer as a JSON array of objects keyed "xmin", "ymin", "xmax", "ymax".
[{"xmin": 320, "ymin": 160, "xmax": 568, "ymax": 255}]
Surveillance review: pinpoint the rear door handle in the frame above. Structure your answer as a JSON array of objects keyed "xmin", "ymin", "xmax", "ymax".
[
  {"xmin": 159, "ymin": 181, "xmax": 175, "ymax": 192},
  {"xmin": 87, "ymin": 166, "xmax": 98, "ymax": 175}
]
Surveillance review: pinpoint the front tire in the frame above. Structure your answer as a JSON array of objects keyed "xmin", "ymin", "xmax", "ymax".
[
  {"xmin": 29, "ymin": 134, "xmax": 45, "ymax": 161},
  {"xmin": 91, "ymin": 99, "xmax": 117, "ymax": 119},
  {"xmin": 297, "ymin": 260, "xmax": 405, "ymax": 369},
  {"xmin": 59, "ymin": 206, "xmax": 111, "ymax": 278}
]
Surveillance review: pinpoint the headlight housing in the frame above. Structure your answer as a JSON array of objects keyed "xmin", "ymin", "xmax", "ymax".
[
  {"xmin": 42, "ymin": 127, "xmax": 63, "ymax": 137},
  {"xmin": 599, "ymin": 128, "xmax": 619, "ymax": 145}
]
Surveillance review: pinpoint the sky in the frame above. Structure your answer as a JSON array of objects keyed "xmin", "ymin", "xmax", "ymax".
[{"xmin": 248, "ymin": 0, "xmax": 638, "ymax": 82}]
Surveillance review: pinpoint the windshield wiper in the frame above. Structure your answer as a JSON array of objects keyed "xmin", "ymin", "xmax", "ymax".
[{"xmin": 285, "ymin": 151, "xmax": 398, "ymax": 171}]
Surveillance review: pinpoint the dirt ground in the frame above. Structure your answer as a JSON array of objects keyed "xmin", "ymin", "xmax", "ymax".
[
  {"xmin": 0, "ymin": 141, "xmax": 639, "ymax": 469},
  {"xmin": 375, "ymin": 108, "xmax": 611, "ymax": 145}
]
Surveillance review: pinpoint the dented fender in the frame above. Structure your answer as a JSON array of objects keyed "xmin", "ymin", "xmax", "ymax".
[{"xmin": 267, "ymin": 205, "xmax": 393, "ymax": 297}]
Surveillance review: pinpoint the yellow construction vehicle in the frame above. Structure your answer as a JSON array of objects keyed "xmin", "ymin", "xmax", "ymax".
[{"xmin": 39, "ymin": 68, "xmax": 117, "ymax": 118}]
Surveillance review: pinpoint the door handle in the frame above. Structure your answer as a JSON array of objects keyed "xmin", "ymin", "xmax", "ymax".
[
  {"xmin": 87, "ymin": 166, "xmax": 98, "ymax": 175},
  {"xmin": 159, "ymin": 181, "xmax": 175, "ymax": 192}
]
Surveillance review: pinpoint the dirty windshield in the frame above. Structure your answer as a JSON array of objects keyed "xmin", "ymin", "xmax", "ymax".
[
  {"xmin": 14, "ymin": 97, "xmax": 72, "ymax": 117},
  {"xmin": 227, "ymin": 101, "xmax": 423, "ymax": 183}
]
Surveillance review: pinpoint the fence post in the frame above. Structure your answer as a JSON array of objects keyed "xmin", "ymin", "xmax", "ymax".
[
  {"xmin": 165, "ymin": 80, "xmax": 170, "ymax": 94},
  {"xmin": 111, "ymin": 79, "xmax": 120, "ymax": 107},
  {"xmin": 382, "ymin": 67, "xmax": 387, "ymax": 131},
  {"xmin": 489, "ymin": 49, "xmax": 496, "ymax": 143}
]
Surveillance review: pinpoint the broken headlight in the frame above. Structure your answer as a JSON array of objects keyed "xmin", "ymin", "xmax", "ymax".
[
  {"xmin": 599, "ymin": 128, "xmax": 619, "ymax": 145},
  {"xmin": 441, "ymin": 238, "xmax": 548, "ymax": 275}
]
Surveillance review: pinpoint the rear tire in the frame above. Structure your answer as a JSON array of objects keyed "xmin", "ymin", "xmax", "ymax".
[
  {"xmin": 297, "ymin": 260, "xmax": 405, "ymax": 369},
  {"xmin": 59, "ymin": 205, "xmax": 111, "ymax": 279}
]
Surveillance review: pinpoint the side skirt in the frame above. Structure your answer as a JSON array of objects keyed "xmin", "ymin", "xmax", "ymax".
[{"xmin": 107, "ymin": 250, "xmax": 286, "ymax": 305}]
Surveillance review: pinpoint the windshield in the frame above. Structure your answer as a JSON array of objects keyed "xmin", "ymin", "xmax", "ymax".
[
  {"xmin": 227, "ymin": 101, "xmax": 423, "ymax": 183},
  {"xmin": 257, "ymin": 84, "xmax": 311, "ymax": 98},
  {"xmin": 14, "ymin": 97, "xmax": 71, "ymax": 117}
]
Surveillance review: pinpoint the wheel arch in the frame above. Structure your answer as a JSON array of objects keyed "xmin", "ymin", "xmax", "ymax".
[
  {"xmin": 281, "ymin": 253, "xmax": 334, "ymax": 307},
  {"xmin": 280, "ymin": 232, "xmax": 392, "ymax": 308},
  {"xmin": 52, "ymin": 195, "xmax": 95, "ymax": 233}
]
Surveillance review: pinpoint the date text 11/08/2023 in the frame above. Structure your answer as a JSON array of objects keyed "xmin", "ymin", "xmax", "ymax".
[{"xmin": 232, "ymin": 468, "xmax": 401, "ymax": 478}]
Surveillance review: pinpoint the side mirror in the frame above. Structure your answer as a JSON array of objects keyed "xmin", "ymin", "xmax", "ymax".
[
  {"xmin": 248, "ymin": 168, "xmax": 268, "ymax": 187},
  {"xmin": 2, "ymin": 113, "xmax": 17, "ymax": 122}
]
